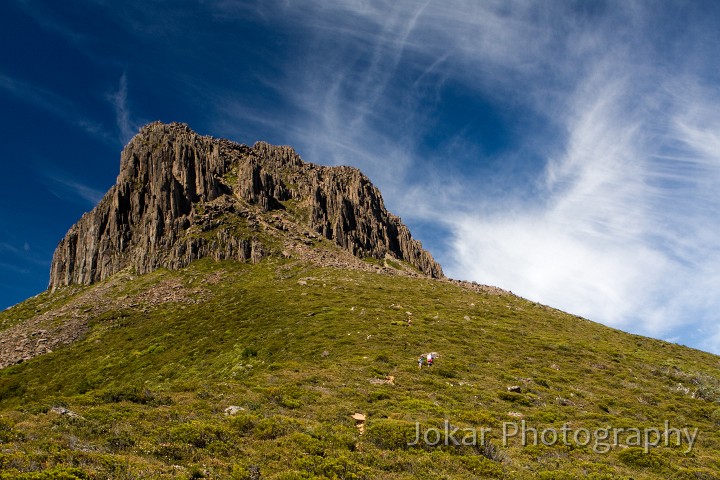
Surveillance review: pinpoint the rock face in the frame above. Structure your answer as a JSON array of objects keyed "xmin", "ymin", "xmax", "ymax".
[{"xmin": 49, "ymin": 122, "xmax": 443, "ymax": 288}]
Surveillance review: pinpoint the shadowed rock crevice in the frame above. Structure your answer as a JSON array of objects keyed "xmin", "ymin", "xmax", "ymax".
[{"xmin": 49, "ymin": 122, "xmax": 443, "ymax": 288}]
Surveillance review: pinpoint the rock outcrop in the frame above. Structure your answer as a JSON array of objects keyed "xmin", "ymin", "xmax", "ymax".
[{"xmin": 49, "ymin": 122, "xmax": 443, "ymax": 288}]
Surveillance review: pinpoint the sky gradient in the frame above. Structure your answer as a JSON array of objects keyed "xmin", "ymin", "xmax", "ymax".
[{"xmin": 2, "ymin": 1, "xmax": 720, "ymax": 353}]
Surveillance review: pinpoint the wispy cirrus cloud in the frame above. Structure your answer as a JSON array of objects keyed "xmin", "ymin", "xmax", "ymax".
[
  {"xmin": 9, "ymin": 4, "xmax": 137, "ymax": 146},
  {"xmin": 438, "ymin": 15, "xmax": 720, "ymax": 350},
  {"xmin": 11, "ymin": 0, "xmax": 89, "ymax": 46},
  {"xmin": 38, "ymin": 169, "xmax": 106, "ymax": 207},
  {"xmin": 108, "ymin": 72, "xmax": 137, "ymax": 144},
  {"xmin": 0, "ymin": 241, "xmax": 50, "ymax": 272},
  {"xmin": 48, "ymin": 0, "xmax": 719, "ymax": 351},
  {"xmin": 0, "ymin": 72, "xmax": 110, "ymax": 140},
  {"xmin": 210, "ymin": 1, "xmax": 720, "ymax": 352}
]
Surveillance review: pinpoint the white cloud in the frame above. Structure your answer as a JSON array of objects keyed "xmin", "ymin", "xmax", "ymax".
[
  {"xmin": 108, "ymin": 72, "xmax": 136, "ymax": 144},
  {"xmin": 443, "ymin": 42, "xmax": 720, "ymax": 350},
  {"xmin": 40, "ymin": 171, "xmax": 106, "ymax": 207},
  {"xmin": 206, "ymin": 2, "xmax": 720, "ymax": 351},
  {"xmin": 442, "ymin": 69, "xmax": 674, "ymax": 329}
]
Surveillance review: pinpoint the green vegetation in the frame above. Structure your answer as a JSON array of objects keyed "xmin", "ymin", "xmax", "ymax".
[
  {"xmin": 0, "ymin": 285, "xmax": 86, "ymax": 332},
  {"xmin": 185, "ymin": 212, "xmax": 256, "ymax": 241},
  {"xmin": 1, "ymin": 258, "xmax": 720, "ymax": 478},
  {"xmin": 279, "ymin": 198, "xmax": 311, "ymax": 226},
  {"xmin": 222, "ymin": 164, "xmax": 240, "ymax": 187}
]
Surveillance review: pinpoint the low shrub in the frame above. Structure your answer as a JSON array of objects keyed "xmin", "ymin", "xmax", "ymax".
[
  {"xmin": 0, "ymin": 466, "xmax": 91, "ymax": 480},
  {"xmin": 166, "ymin": 420, "xmax": 232, "ymax": 448},
  {"xmin": 618, "ymin": 447, "xmax": 667, "ymax": 471},
  {"xmin": 254, "ymin": 416, "xmax": 298, "ymax": 440},
  {"xmin": 0, "ymin": 417, "xmax": 20, "ymax": 443},
  {"xmin": 295, "ymin": 452, "xmax": 370, "ymax": 479},
  {"xmin": 459, "ymin": 455, "xmax": 504, "ymax": 478},
  {"xmin": 537, "ymin": 471, "xmax": 576, "ymax": 480},
  {"xmin": 366, "ymin": 419, "xmax": 418, "ymax": 450},
  {"xmin": 99, "ymin": 386, "xmax": 171, "ymax": 405},
  {"xmin": 476, "ymin": 438, "xmax": 507, "ymax": 463},
  {"xmin": 498, "ymin": 391, "xmax": 534, "ymax": 406}
]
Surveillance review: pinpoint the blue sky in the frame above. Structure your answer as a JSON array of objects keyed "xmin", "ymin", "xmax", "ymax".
[{"xmin": 2, "ymin": 1, "xmax": 720, "ymax": 353}]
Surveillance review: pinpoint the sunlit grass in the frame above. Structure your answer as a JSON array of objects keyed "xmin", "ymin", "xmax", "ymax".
[{"xmin": 1, "ymin": 258, "xmax": 719, "ymax": 478}]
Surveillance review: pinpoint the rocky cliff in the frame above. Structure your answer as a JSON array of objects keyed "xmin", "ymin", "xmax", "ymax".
[{"xmin": 49, "ymin": 122, "xmax": 443, "ymax": 288}]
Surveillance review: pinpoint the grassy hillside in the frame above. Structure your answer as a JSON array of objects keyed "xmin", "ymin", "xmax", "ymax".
[{"xmin": 1, "ymin": 258, "xmax": 719, "ymax": 479}]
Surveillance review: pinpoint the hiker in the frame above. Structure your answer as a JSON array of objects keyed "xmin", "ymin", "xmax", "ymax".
[
  {"xmin": 427, "ymin": 353, "xmax": 433, "ymax": 366},
  {"xmin": 418, "ymin": 356, "xmax": 424, "ymax": 369}
]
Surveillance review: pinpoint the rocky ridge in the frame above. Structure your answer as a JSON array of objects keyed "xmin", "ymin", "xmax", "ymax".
[{"xmin": 49, "ymin": 122, "xmax": 443, "ymax": 288}]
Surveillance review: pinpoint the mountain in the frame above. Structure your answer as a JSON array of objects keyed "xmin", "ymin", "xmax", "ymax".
[
  {"xmin": 49, "ymin": 122, "xmax": 442, "ymax": 289},
  {"xmin": 1, "ymin": 124, "xmax": 720, "ymax": 479}
]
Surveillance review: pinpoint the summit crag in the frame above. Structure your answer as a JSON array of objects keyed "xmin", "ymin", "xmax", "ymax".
[{"xmin": 49, "ymin": 122, "xmax": 443, "ymax": 289}]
